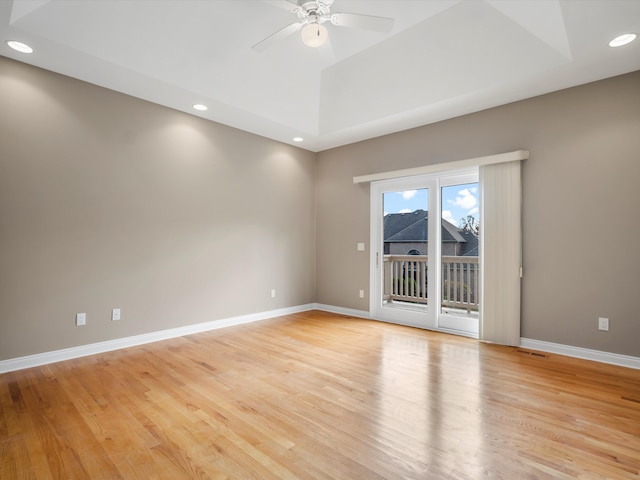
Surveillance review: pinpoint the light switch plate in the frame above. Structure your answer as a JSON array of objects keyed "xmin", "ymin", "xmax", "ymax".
[
  {"xmin": 357, "ymin": 243, "xmax": 365, "ymax": 251},
  {"xmin": 76, "ymin": 313, "xmax": 86, "ymax": 326},
  {"xmin": 112, "ymin": 308, "xmax": 121, "ymax": 321}
]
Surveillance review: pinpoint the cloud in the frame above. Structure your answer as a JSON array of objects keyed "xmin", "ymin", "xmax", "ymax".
[
  {"xmin": 442, "ymin": 210, "xmax": 456, "ymax": 224},
  {"xmin": 468, "ymin": 207, "xmax": 479, "ymax": 216},
  {"xmin": 453, "ymin": 188, "xmax": 477, "ymax": 210},
  {"xmin": 399, "ymin": 208, "xmax": 412, "ymax": 213},
  {"xmin": 402, "ymin": 190, "xmax": 417, "ymax": 200}
]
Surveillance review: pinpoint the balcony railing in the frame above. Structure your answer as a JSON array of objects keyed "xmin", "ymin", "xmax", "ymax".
[{"xmin": 383, "ymin": 255, "xmax": 479, "ymax": 313}]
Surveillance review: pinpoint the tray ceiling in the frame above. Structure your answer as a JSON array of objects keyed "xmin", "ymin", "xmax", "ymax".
[{"xmin": 1, "ymin": 0, "xmax": 639, "ymax": 151}]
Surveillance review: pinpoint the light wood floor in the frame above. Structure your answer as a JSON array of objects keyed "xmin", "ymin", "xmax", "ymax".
[{"xmin": 1, "ymin": 311, "xmax": 639, "ymax": 479}]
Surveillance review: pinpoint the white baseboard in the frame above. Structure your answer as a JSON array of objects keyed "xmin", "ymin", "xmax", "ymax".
[
  {"xmin": 315, "ymin": 305, "xmax": 640, "ymax": 370},
  {"xmin": 3, "ymin": 304, "xmax": 638, "ymax": 374},
  {"xmin": 0, "ymin": 304, "xmax": 316, "ymax": 374},
  {"xmin": 312, "ymin": 304, "xmax": 371, "ymax": 320},
  {"xmin": 520, "ymin": 338, "xmax": 640, "ymax": 370}
]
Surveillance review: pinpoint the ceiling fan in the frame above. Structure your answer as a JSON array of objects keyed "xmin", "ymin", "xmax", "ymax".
[{"xmin": 252, "ymin": 0, "xmax": 395, "ymax": 51}]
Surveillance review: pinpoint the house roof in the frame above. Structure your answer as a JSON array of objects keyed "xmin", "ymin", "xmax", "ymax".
[
  {"xmin": 458, "ymin": 229, "xmax": 479, "ymax": 257},
  {"xmin": 384, "ymin": 210, "xmax": 428, "ymax": 242},
  {"xmin": 384, "ymin": 209, "xmax": 478, "ymax": 256}
]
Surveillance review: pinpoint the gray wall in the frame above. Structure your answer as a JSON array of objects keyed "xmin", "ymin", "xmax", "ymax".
[
  {"xmin": 0, "ymin": 57, "xmax": 316, "ymax": 360},
  {"xmin": 316, "ymin": 70, "xmax": 640, "ymax": 357},
  {"xmin": 2, "ymin": 55, "xmax": 639, "ymax": 362}
]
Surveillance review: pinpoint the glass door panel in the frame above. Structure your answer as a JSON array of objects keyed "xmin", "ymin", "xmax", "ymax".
[
  {"xmin": 382, "ymin": 188, "xmax": 429, "ymax": 312},
  {"xmin": 439, "ymin": 182, "xmax": 480, "ymax": 334},
  {"xmin": 371, "ymin": 176, "xmax": 435, "ymax": 329}
]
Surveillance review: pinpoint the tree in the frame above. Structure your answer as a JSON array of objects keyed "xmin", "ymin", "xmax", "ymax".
[{"xmin": 459, "ymin": 215, "xmax": 479, "ymax": 236}]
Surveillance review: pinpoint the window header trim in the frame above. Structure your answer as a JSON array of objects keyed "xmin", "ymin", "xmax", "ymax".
[{"xmin": 353, "ymin": 150, "xmax": 529, "ymax": 184}]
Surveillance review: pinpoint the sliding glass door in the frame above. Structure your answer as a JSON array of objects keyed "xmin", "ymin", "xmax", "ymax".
[{"xmin": 370, "ymin": 169, "xmax": 479, "ymax": 336}]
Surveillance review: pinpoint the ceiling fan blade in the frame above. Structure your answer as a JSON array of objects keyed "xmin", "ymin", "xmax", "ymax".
[
  {"xmin": 252, "ymin": 22, "xmax": 304, "ymax": 51},
  {"xmin": 330, "ymin": 12, "xmax": 394, "ymax": 33}
]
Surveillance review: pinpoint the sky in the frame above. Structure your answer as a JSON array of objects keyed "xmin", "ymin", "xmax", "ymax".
[{"xmin": 383, "ymin": 182, "xmax": 479, "ymax": 228}]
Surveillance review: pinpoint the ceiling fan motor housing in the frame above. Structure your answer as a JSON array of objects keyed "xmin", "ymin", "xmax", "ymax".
[{"xmin": 298, "ymin": 1, "xmax": 332, "ymax": 23}]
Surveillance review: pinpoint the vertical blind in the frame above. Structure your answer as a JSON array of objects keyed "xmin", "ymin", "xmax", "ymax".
[{"xmin": 479, "ymin": 160, "xmax": 522, "ymax": 346}]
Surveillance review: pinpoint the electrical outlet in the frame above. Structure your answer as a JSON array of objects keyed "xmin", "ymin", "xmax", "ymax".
[
  {"xmin": 359, "ymin": 289, "xmax": 365, "ymax": 298},
  {"xmin": 76, "ymin": 313, "xmax": 86, "ymax": 326},
  {"xmin": 112, "ymin": 308, "xmax": 121, "ymax": 321},
  {"xmin": 598, "ymin": 317, "xmax": 609, "ymax": 331},
  {"xmin": 271, "ymin": 289, "xmax": 276, "ymax": 298}
]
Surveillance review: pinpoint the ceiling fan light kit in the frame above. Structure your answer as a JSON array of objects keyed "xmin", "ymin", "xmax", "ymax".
[{"xmin": 301, "ymin": 22, "xmax": 328, "ymax": 48}]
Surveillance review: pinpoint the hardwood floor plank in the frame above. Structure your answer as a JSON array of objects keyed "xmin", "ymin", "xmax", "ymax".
[{"xmin": 1, "ymin": 310, "xmax": 639, "ymax": 479}]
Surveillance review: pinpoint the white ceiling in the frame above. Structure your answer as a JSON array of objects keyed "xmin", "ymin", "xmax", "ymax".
[{"xmin": 1, "ymin": 0, "xmax": 639, "ymax": 152}]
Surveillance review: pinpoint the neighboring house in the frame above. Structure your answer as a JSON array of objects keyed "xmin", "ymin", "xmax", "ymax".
[{"xmin": 384, "ymin": 209, "xmax": 478, "ymax": 256}]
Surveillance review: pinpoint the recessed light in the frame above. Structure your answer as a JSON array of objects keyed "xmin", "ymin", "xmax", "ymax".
[
  {"xmin": 193, "ymin": 104, "xmax": 208, "ymax": 111},
  {"xmin": 293, "ymin": 137, "xmax": 304, "ymax": 142},
  {"xmin": 6, "ymin": 40, "xmax": 33, "ymax": 54},
  {"xmin": 609, "ymin": 33, "xmax": 637, "ymax": 47}
]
